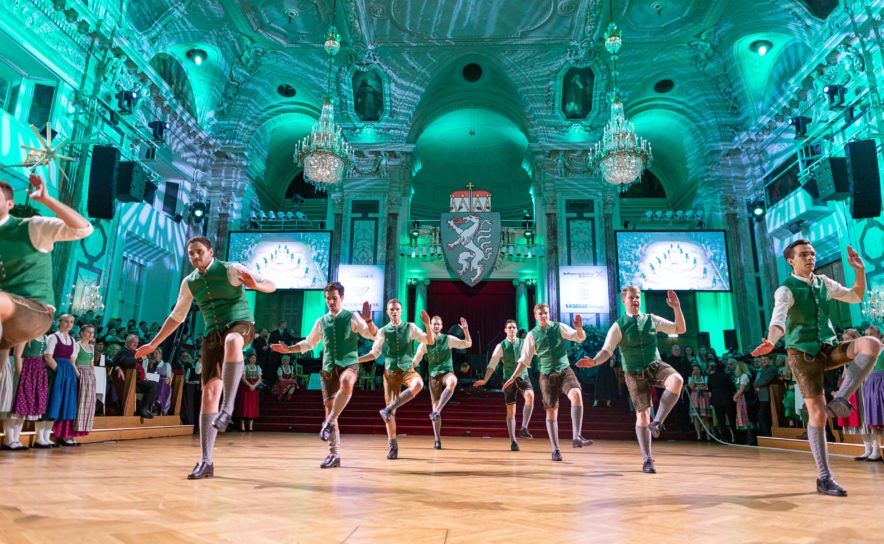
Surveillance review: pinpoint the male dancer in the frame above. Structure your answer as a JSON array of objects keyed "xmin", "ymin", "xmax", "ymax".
[
  {"xmin": 475, "ymin": 319, "xmax": 536, "ymax": 451},
  {"xmin": 751, "ymin": 240, "xmax": 880, "ymax": 496},
  {"xmin": 359, "ymin": 299, "xmax": 434, "ymax": 459},
  {"xmin": 577, "ymin": 287, "xmax": 686, "ymax": 474},
  {"xmin": 411, "ymin": 315, "xmax": 471, "ymax": 449},
  {"xmin": 502, "ymin": 304, "xmax": 590, "ymax": 461},
  {"xmin": 1, "ymin": 174, "xmax": 93, "ymax": 363},
  {"xmin": 136, "ymin": 236, "xmax": 276, "ymax": 479},
  {"xmin": 271, "ymin": 281, "xmax": 377, "ymax": 468}
]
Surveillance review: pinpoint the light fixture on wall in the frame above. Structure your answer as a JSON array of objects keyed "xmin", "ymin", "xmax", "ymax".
[
  {"xmin": 115, "ymin": 90, "xmax": 137, "ymax": 114},
  {"xmin": 186, "ymin": 48, "xmax": 208, "ymax": 66},
  {"xmin": 148, "ymin": 120, "xmax": 169, "ymax": 143},
  {"xmin": 823, "ymin": 84, "xmax": 846, "ymax": 108},
  {"xmin": 294, "ymin": 0, "xmax": 352, "ymax": 187},
  {"xmin": 747, "ymin": 199, "xmax": 766, "ymax": 222},
  {"xmin": 788, "ymin": 116, "xmax": 811, "ymax": 138},
  {"xmin": 588, "ymin": 3, "xmax": 652, "ymax": 187},
  {"xmin": 750, "ymin": 39, "xmax": 773, "ymax": 57}
]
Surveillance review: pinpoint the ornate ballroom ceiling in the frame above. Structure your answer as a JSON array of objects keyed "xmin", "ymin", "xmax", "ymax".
[{"xmin": 121, "ymin": 0, "xmax": 845, "ymax": 216}]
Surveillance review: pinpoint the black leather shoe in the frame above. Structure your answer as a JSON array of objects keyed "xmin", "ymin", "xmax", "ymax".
[
  {"xmin": 573, "ymin": 435, "xmax": 593, "ymax": 448},
  {"xmin": 187, "ymin": 461, "xmax": 214, "ymax": 480},
  {"xmin": 320, "ymin": 454, "xmax": 341, "ymax": 469},
  {"xmin": 379, "ymin": 408, "xmax": 392, "ymax": 423},
  {"xmin": 319, "ymin": 421, "xmax": 334, "ymax": 442},
  {"xmin": 139, "ymin": 409, "xmax": 155, "ymax": 419},
  {"xmin": 387, "ymin": 446, "xmax": 398, "ymax": 460},
  {"xmin": 816, "ymin": 476, "xmax": 847, "ymax": 497},
  {"xmin": 510, "ymin": 441, "xmax": 520, "ymax": 452},
  {"xmin": 433, "ymin": 440, "xmax": 442, "ymax": 450},
  {"xmin": 826, "ymin": 398, "xmax": 854, "ymax": 419},
  {"xmin": 519, "ymin": 428, "xmax": 533, "ymax": 439},
  {"xmin": 1, "ymin": 443, "xmax": 28, "ymax": 451},
  {"xmin": 56, "ymin": 439, "xmax": 79, "ymax": 447},
  {"xmin": 854, "ymin": 454, "xmax": 870, "ymax": 461},
  {"xmin": 211, "ymin": 411, "xmax": 230, "ymax": 431},
  {"xmin": 551, "ymin": 449, "xmax": 562, "ymax": 461},
  {"xmin": 865, "ymin": 456, "xmax": 882, "ymax": 462},
  {"xmin": 649, "ymin": 421, "xmax": 664, "ymax": 439},
  {"xmin": 32, "ymin": 442, "xmax": 55, "ymax": 449},
  {"xmin": 642, "ymin": 459, "xmax": 657, "ymax": 474},
  {"xmin": 429, "ymin": 411, "xmax": 439, "ymax": 422}
]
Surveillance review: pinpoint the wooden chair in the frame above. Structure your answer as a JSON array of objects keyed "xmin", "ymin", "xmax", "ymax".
[
  {"xmin": 169, "ymin": 374, "xmax": 184, "ymax": 416},
  {"xmin": 294, "ymin": 361, "xmax": 308, "ymax": 386},
  {"xmin": 121, "ymin": 368, "xmax": 137, "ymax": 417},
  {"xmin": 357, "ymin": 365, "xmax": 374, "ymax": 391}
]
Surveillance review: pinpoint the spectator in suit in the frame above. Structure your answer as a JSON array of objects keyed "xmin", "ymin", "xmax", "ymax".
[
  {"xmin": 707, "ymin": 362, "xmax": 736, "ymax": 442},
  {"xmin": 268, "ymin": 320, "xmax": 294, "ymax": 385},
  {"xmin": 110, "ymin": 335, "xmax": 160, "ymax": 418},
  {"xmin": 253, "ymin": 328, "xmax": 271, "ymax": 382},
  {"xmin": 754, "ymin": 355, "xmax": 779, "ymax": 437}
]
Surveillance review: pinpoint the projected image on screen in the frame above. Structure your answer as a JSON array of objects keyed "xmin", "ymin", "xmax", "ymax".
[
  {"xmin": 616, "ymin": 231, "xmax": 731, "ymax": 291},
  {"xmin": 227, "ymin": 231, "xmax": 331, "ymax": 290}
]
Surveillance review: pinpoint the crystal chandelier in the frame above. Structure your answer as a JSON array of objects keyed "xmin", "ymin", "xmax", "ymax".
[
  {"xmin": 588, "ymin": 21, "xmax": 652, "ymax": 187},
  {"xmin": 863, "ymin": 288, "xmax": 884, "ymax": 323},
  {"xmin": 294, "ymin": 6, "xmax": 352, "ymax": 187}
]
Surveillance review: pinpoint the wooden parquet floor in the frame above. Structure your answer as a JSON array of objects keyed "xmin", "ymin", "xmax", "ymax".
[{"xmin": 1, "ymin": 433, "xmax": 881, "ymax": 544}]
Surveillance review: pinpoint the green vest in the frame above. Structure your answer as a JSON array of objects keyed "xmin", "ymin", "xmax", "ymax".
[
  {"xmin": 382, "ymin": 322, "xmax": 414, "ymax": 372},
  {"xmin": 185, "ymin": 259, "xmax": 253, "ymax": 335},
  {"xmin": 873, "ymin": 350, "xmax": 884, "ymax": 373},
  {"xmin": 782, "ymin": 275, "xmax": 837, "ymax": 356},
  {"xmin": 426, "ymin": 334, "xmax": 453, "ymax": 376},
  {"xmin": 500, "ymin": 338, "xmax": 527, "ymax": 379},
  {"xmin": 616, "ymin": 313, "xmax": 661, "ymax": 372},
  {"xmin": 0, "ymin": 216, "xmax": 55, "ymax": 305},
  {"xmin": 22, "ymin": 336, "xmax": 47, "ymax": 357},
  {"xmin": 531, "ymin": 323, "xmax": 569, "ymax": 373},
  {"xmin": 320, "ymin": 309, "xmax": 359, "ymax": 371},
  {"xmin": 245, "ymin": 364, "xmax": 261, "ymax": 380},
  {"xmin": 75, "ymin": 344, "xmax": 93, "ymax": 366}
]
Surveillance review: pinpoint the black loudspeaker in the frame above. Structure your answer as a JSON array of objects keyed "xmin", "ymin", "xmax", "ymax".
[
  {"xmin": 143, "ymin": 180, "xmax": 158, "ymax": 205},
  {"xmin": 697, "ymin": 331, "xmax": 710, "ymax": 347},
  {"xmin": 723, "ymin": 329, "xmax": 739, "ymax": 351},
  {"xmin": 847, "ymin": 139, "xmax": 883, "ymax": 219},
  {"xmin": 116, "ymin": 161, "xmax": 147, "ymax": 202},
  {"xmin": 86, "ymin": 145, "xmax": 120, "ymax": 220},
  {"xmin": 811, "ymin": 157, "xmax": 850, "ymax": 201}
]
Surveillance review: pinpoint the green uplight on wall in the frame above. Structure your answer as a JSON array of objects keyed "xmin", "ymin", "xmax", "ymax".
[
  {"xmin": 186, "ymin": 48, "xmax": 208, "ymax": 66},
  {"xmin": 749, "ymin": 40, "xmax": 773, "ymax": 57}
]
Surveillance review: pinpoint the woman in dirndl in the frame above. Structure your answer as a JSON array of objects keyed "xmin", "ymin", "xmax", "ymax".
[
  {"xmin": 44, "ymin": 314, "xmax": 80, "ymax": 447},
  {"xmin": 236, "ymin": 352, "xmax": 262, "ymax": 431}
]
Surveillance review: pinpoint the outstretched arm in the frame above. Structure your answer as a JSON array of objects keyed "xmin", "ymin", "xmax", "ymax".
[
  {"xmin": 474, "ymin": 344, "xmax": 503, "ymax": 387},
  {"xmin": 845, "ymin": 246, "xmax": 867, "ymax": 302},
  {"xmin": 136, "ymin": 281, "xmax": 190, "ymax": 358},
  {"xmin": 666, "ymin": 290, "xmax": 686, "ymax": 334},
  {"xmin": 28, "ymin": 174, "xmax": 91, "ymax": 230}
]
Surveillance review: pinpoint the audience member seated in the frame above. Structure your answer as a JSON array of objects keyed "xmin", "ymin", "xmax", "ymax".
[
  {"xmin": 272, "ymin": 356, "xmax": 298, "ymax": 401},
  {"xmin": 111, "ymin": 334, "xmax": 160, "ymax": 418}
]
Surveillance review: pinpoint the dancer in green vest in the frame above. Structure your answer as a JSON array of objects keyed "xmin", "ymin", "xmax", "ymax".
[
  {"xmin": 0, "ymin": 174, "xmax": 93, "ymax": 366},
  {"xmin": 137, "ymin": 236, "xmax": 276, "ymax": 479},
  {"xmin": 578, "ymin": 287, "xmax": 686, "ymax": 474},
  {"xmin": 271, "ymin": 281, "xmax": 378, "ymax": 468},
  {"xmin": 412, "ymin": 315, "xmax": 471, "ymax": 449},
  {"xmin": 475, "ymin": 319, "xmax": 536, "ymax": 451},
  {"xmin": 502, "ymin": 303, "xmax": 590, "ymax": 462},
  {"xmin": 751, "ymin": 239, "xmax": 881, "ymax": 496},
  {"xmin": 359, "ymin": 299, "xmax": 434, "ymax": 460}
]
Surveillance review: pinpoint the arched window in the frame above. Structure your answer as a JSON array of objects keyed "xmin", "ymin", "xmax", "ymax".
[{"xmin": 149, "ymin": 53, "xmax": 197, "ymax": 118}]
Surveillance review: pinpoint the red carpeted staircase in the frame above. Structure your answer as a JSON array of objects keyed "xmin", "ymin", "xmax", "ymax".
[{"xmin": 254, "ymin": 389, "xmax": 695, "ymax": 441}]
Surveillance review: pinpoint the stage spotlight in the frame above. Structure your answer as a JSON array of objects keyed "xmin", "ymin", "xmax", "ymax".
[
  {"xmin": 186, "ymin": 48, "xmax": 208, "ymax": 66},
  {"xmin": 623, "ymin": 221, "xmax": 631, "ymax": 229},
  {"xmin": 294, "ymin": 211, "xmax": 307, "ymax": 220},
  {"xmin": 684, "ymin": 210, "xmax": 694, "ymax": 219},
  {"xmin": 522, "ymin": 208, "xmax": 534, "ymax": 229},
  {"xmin": 664, "ymin": 210, "xmax": 674, "ymax": 220},
  {"xmin": 643, "ymin": 210, "xmax": 653, "ymax": 220},
  {"xmin": 695, "ymin": 210, "xmax": 704, "ymax": 219},
  {"xmin": 823, "ymin": 84, "xmax": 846, "ymax": 108},
  {"xmin": 653, "ymin": 210, "xmax": 663, "ymax": 220},
  {"xmin": 788, "ymin": 116, "xmax": 811, "ymax": 138},
  {"xmin": 115, "ymin": 90, "xmax": 137, "ymax": 114},
  {"xmin": 148, "ymin": 120, "xmax": 169, "ymax": 142},
  {"xmin": 749, "ymin": 39, "xmax": 773, "ymax": 57},
  {"xmin": 286, "ymin": 211, "xmax": 295, "ymax": 220},
  {"xmin": 190, "ymin": 201, "xmax": 208, "ymax": 224},
  {"xmin": 674, "ymin": 210, "xmax": 684, "ymax": 220},
  {"xmin": 747, "ymin": 199, "xmax": 766, "ymax": 222},
  {"xmin": 258, "ymin": 211, "xmax": 267, "ymax": 220},
  {"xmin": 268, "ymin": 211, "xmax": 277, "ymax": 220}
]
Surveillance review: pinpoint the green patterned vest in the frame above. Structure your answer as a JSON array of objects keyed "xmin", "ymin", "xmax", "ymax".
[
  {"xmin": 245, "ymin": 364, "xmax": 261, "ymax": 381},
  {"xmin": 382, "ymin": 322, "xmax": 414, "ymax": 372},
  {"xmin": 0, "ymin": 216, "xmax": 55, "ymax": 305},
  {"xmin": 75, "ymin": 344, "xmax": 93, "ymax": 366},
  {"xmin": 22, "ymin": 336, "xmax": 47, "ymax": 357},
  {"xmin": 185, "ymin": 259, "xmax": 253, "ymax": 334},
  {"xmin": 500, "ymin": 338, "xmax": 528, "ymax": 379},
  {"xmin": 782, "ymin": 275, "xmax": 837, "ymax": 356},
  {"xmin": 531, "ymin": 322, "xmax": 569, "ymax": 373},
  {"xmin": 320, "ymin": 309, "xmax": 359, "ymax": 371},
  {"xmin": 426, "ymin": 333, "xmax": 453, "ymax": 376},
  {"xmin": 616, "ymin": 313, "xmax": 661, "ymax": 372}
]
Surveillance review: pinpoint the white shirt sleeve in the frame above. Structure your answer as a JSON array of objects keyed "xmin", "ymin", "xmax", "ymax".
[
  {"xmin": 413, "ymin": 343, "xmax": 427, "ymax": 366},
  {"xmin": 44, "ymin": 333, "xmax": 58, "ymax": 356},
  {"xmin": 293, "ymin": 318, "xmax": 323, "ymax": 351},
  {"xmin": 600, "ymin": 323, "xmax": 623, "ymax": 354},
  {"xmin": 769, "ymin": 286, "xmax": 794, "ymax": 331},
  {"xmin": 820, "ymin": 275, "xmax": 861, "ymax": 304},
  {"xmin": 365, "ymin": 328, "xmax": 386, "ymax": 359},
  {"xmin": 409, "ymin": 322, "xmax": 432, "ymax": 344},
  {"xmin": 227, "ymin": 262, "xmax": 268, "ymax": 286},
  {"xmin": 516, "ymin": 332, "xmax": 537, "ymax": 366},
  {"xmin": 486, "ymin": 344, "xmax": 504, "ymax": 372},
  {"xmin": 169, "ymin": 279, "xmax": 194, "ymax": 323},
  {"xmin": 447, "ymin": 334, "xmax": 472, "ymax": 349},
  {"xmin": 740, "ymin": 373, "xmax": 750, "ymax": 386},
  {"xmin": 71, "ymin": 341, "xmax": 80, "ymax": 362},
  {"xmin": 650, "ymin": 314, "xmax": 678, "ymax": 335},
  {"xmin": 27, "ymin": 216, "xmax": 93, "ymax": 252},
  {"xmin": 351, "ymin": 313, "xmax": 376, "ymax": 340},
  {"xmin": 558, "ymin": 322, "xmax": 585, "ymax": 342}
]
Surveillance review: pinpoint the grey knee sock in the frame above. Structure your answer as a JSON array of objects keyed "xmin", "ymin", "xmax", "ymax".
[
  {"xmin": 571, "ymin": 405, "xmax": 584, "ymax": 438},
  {"xmin": 2, "ymin": 419, "xmax": 13, "ymax": 446},
  {"xmin": 435, "ymin": 387, "xmax": 454, "ymax": 414},
  {"xmin": 636, "ymin": 426, "xmax": 653, "ymax": 461},
  {"xmin": 220, "ymin": 360, "xmax": 244, "ymax": 415},
  {"xmin": 861, "ymin": 433, "xmax": 874, "ymax": 457},
  {"xmin": 545, "ymin": 418, "xmax": 560, "ymax": 452},
  {"xmin": 200, "ymin": 413, "xmax": 219, "ymax": 464},
  {"xmin": 506, "ymin": 416, "xmax": 516, "ymax": 442},
  {"xmin": 654, "ymin": 389, "xmax": 679, "ymax": 424},
  {"xmin": 329, "ymin": 424, "xmax": 340, "ymax": 455},
  {"xmin": 386, "ymin": 389, "xmax": 415, "ymax": 412},
  {"xmin": 327, "ymin": 389, "xmax": 352, "ymax": 424},
  {"xmin": 522, "ymin": 403, "xmax": 534, "ymax": 429},
  {"xmin": 432, "ymin": 415, "xmax": 442, "ymax": 441},
  {"xmin": 807, "ymin": 425, "xmax": 831, "ymax": 480},
  {"xmin": 835, "ymin": 354, "xmax": 876, "ymax": 400}
]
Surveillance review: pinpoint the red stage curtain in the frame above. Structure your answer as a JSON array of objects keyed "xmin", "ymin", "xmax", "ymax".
[{"xmin": 426, "ymin": 281, "xmax": 516, "ymax": 358}]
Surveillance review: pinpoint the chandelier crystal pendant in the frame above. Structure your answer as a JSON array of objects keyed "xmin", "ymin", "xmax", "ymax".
[
  {"xmin": 588, "ymin": 21, "xmax": 652, "ymax": 187},
  {"xmin": 294, "ymin": 14, "xmax": 352, "ymax": 187}
]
